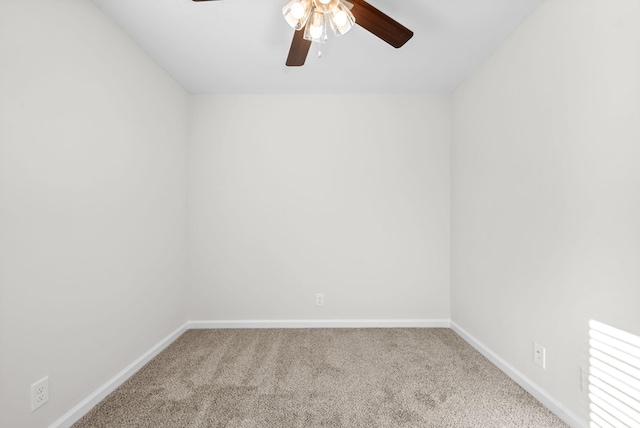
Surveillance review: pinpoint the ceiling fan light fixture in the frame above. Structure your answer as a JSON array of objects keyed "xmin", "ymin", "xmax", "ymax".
[
  {"xmin": 283, "ymin": 0, "xmax": 312, "ymax": 30},
  {"xmin": 304, "ymin": 10, "xmax": 327, "ymax": 43},
  {"xmin": 329, "ymin": 2, "xmax": 355, "ymax": 36}
]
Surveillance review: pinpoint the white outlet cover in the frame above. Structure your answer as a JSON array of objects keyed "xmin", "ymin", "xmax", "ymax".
[{"xmin": 31, "ymin": 376, "xmax": 49, "ymax": 412}]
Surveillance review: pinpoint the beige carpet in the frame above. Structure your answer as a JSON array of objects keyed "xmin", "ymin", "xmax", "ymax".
[{"xmin": 73, "ymin": 328, "xmax": 567, "ymax": 427}]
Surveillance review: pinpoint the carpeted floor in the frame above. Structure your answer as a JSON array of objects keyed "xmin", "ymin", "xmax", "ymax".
[{"xmin": 73, "ymin": 328, "xmax": 567, "ymax": 427}]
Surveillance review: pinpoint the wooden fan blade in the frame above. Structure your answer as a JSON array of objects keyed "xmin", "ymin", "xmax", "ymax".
[
  {"xmin": 348, "ymin": 0, "xmax": 413, "ymax": 48},
  {"xmin": 286, "ymin": 29, "xmax": 312, "ymax": 67}
]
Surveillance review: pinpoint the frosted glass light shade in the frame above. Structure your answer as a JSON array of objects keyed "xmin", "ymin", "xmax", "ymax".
[
  {"xmin": 329, "ymin": 2, "xmax": 355, "ymax": 36},
  {"xmin": 283, "ymin": 0, "xmax": 312, "ymax": 30},
  {"xmin": 304, "ymin": 10, "xmax": 327, "ymax": 43}
]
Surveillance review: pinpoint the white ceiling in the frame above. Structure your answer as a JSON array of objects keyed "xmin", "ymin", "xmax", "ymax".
[{"xmin": 92, "ymin": 0, "xmax": 545, "ymax": 94}]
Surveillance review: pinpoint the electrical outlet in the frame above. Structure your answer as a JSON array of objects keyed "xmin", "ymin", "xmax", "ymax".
[
  {"xmin": 31, "ymin": 376, "xmax": 49, "ymax": 412},
  {"xmin": 315, "ymin": 293, "xmax": 324, "ymax": 307},
  {"xmin": 533, "ymin": 343, "xmax": 546, "ymax": 368},
  {"xmin": 581, "ymin": 367, "xmax": 589, "ymax": 393}
]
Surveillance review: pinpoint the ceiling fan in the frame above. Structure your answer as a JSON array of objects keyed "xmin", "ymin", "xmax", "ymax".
[{"xmin": 192, "ymin": 0, "xmax": 413, "ymax": 66}]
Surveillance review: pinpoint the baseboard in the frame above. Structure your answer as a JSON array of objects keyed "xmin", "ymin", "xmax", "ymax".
[
  {"xmin": 189, "ymin": 319, "xmax": 451, "ymax": 329},
  {"xmin": 450, "ymin": 321, "xmax": 586, "ymax": 428},
  {"xmin": 49, "ymin": 322, "xmax": 189, "ymax": 428},
  {"xmin": 48, "ymin": 320, "xmax": 584, "ymax": 427},
  {"xmin": 60, "ymin": 319, "xmax": 594, "ymax": 428}
]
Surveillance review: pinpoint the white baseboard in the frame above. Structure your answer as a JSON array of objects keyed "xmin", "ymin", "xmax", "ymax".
[
  {"xmin": 450, "ymin": 321, "xmax": 586, "ymax": 428},
  {"xmin": 49, "ymin": 322, "xmax": 189, "ymax": 428},
  {"xmin": 189, "ymin": 319, "xmax": 451, "ymax": 329},
  {"xmin": 52, "ymin": 319, "xmax": 582, "ymax": 428}
]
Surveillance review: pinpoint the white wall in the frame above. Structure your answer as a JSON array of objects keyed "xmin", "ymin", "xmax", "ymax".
[
  {"xmin": 452, "ymin": 0, "xmax": 640, "ymax": 422},
  {"xmin": 0, "ymin": 1, "xmax": 188, "ymax": 427},
  {"xmin": 188, "ymin": 95, "xmax": 450, "ymax": 322}
]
